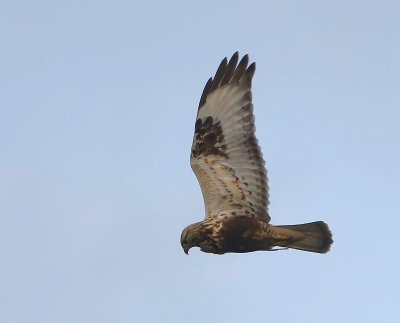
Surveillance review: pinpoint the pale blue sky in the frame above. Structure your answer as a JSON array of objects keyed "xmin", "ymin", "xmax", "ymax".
[{"xmin": 1, "ymin": 1, "xmax": 399, "ymax": 322}]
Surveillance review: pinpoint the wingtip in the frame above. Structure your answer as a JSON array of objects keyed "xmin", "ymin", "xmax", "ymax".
[
  {"xmin": 231, "ymin": 51, "xmax": 239, "ymax": 61},
  {"xmin": 198, "ymin": 52, "xmax": 256, "ymax": 109},
  {"xmin": 247, "ymin": 62, "xmax": 256, "ymax": 76}
]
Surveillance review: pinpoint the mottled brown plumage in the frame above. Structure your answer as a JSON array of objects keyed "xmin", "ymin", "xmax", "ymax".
[{"xmin": 181, "ymin": 52, "xmax": 333, "ymax": 255}]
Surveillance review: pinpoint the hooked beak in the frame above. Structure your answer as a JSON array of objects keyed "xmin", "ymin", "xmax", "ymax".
[{"xmin": 183, "ymin": 246, "xmax": 190, "ymax": 255}]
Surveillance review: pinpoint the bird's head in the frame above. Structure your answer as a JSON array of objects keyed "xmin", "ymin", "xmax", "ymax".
[{"xmin": 180, "ymin": 222, "xmax": 203, "ymax": 255}]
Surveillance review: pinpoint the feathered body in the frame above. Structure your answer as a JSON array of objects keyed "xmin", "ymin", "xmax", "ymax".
[{"xmin": 181, "ymin": 52, "xmax": 333, "ymax": 255}]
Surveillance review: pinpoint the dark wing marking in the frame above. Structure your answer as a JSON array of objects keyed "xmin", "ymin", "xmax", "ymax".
[{"xmin": 190, "ymin": 52, "xmax": 270, "ymax": 222}]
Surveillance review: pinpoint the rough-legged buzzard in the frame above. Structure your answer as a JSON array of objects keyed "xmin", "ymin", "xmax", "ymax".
[{"xmin": 181, "ymin": 52, "xmax": 333, "ymax": 255}]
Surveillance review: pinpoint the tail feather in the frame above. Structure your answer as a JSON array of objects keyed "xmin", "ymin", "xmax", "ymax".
[{"xmin": 273, "ymin": 221, "xmax": 333, "ymax": 253}]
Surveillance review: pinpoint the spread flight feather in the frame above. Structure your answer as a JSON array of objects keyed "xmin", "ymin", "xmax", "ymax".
[{"xmin": 190, "ymin": 52, "xmax": 270, "ymax": 222}]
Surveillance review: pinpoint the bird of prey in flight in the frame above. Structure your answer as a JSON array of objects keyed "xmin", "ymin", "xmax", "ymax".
[{"xmin": 181, "ymin": 52, "xmax": 333, "ymax": 255}]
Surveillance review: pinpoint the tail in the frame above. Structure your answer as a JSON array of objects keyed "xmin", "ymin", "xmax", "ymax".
[{"xmin": 273, "ymin": 221, "xmax": 333, "ymax": 253}]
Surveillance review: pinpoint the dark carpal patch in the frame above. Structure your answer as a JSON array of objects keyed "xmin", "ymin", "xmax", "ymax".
[{"xmin": 191, "ymin": 116, "xmax": 228, "ymax": 159}]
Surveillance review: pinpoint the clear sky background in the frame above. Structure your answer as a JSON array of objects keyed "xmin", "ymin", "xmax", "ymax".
[{"xmin": 1, "ymin": 1, "xmax": 399, "ymax": 322}]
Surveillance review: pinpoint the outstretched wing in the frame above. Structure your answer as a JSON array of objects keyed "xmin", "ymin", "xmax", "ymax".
[{"xmin": 190, "ymin": 52, "xmax": 270, "ymax": 222}]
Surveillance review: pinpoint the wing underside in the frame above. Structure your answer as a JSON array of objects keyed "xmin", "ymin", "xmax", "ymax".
[{"xmin": 190, "ymin": 52, "xmax": 270, "ymax": 222}]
